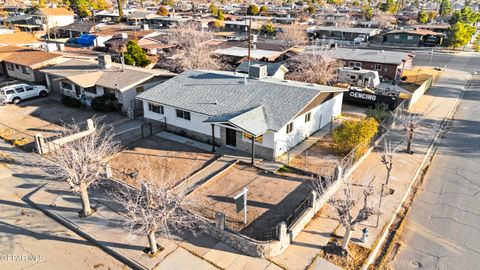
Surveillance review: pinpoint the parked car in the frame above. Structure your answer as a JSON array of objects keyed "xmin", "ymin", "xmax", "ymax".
[{"xmin": 0, "ymin": 84, "xmax": 49, "ymax": 104}]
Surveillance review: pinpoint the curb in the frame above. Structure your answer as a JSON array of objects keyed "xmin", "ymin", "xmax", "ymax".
[
  {"xmin": 360, "ymin": 73, "xmax": 470, "ymax": 270},
  {"xmin": 22, "ymin": 184, "xmax": 147, "ymax": 270}
]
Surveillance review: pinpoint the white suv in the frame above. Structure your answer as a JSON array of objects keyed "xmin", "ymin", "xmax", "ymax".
[{"xmin": 0, "ymin": 84, "xmax": 49, "ymax": 104}]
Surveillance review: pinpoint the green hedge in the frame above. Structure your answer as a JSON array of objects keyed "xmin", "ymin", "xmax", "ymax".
[
  {"xmin": 91, "ymin": 94, "xmax": 121, "ymax": 112},
  {"xmin": 61, "ymin": 95, "xmax": 81, "ymax": 108}
]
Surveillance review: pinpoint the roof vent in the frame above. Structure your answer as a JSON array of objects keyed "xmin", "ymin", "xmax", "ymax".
[{"xmin": 98, "ymin": 54, "xmax": 112, "ymax": 70}]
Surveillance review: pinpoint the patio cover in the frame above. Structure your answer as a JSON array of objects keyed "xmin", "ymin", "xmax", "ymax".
[{"xmin": 205, "ymin": 106, "xmax": 268, "ymax": 137}]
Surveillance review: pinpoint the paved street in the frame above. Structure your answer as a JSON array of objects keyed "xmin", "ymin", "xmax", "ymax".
[
  {"xmin": 412, "ymin": 51, "xmax": 480, "ymax": 73},
  {"xmin": 393, "ymin": 75, "xmax": 480, "ymax": 270}
]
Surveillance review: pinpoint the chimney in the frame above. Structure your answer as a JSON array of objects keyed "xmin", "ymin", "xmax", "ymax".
[
  {"xmin": 249, "ymin": 64, "xmax": 268, "ymax": 80},
  {"xmin": 98, "ymin": 54, "xmax": 113, "ymax": 69}
]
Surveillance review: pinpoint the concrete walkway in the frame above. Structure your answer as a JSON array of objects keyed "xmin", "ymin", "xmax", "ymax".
[
  {"xmin": 269, "ymin": 69, "xmax": 470, "ymax": 270},
  {"xmin": 276, "ymin": 121, "xmax": 339, "ymax": 165}
]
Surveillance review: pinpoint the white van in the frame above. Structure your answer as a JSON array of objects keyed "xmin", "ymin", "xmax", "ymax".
[{"xmin": 0, "ymin": 84, "xmax": 49, "ymax": 104}]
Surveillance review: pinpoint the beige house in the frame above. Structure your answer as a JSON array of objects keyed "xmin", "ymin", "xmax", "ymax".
[
  {"xmin": 34, "ymin": 7, "xmax": 74, "ymax": 29},
  {"xmin": 2, "ymin": 49, "xmax": 65, "ymax": 83},
  {"xmin": 41, "ymin": 55, "xmax": 175, "ymax": 115}
]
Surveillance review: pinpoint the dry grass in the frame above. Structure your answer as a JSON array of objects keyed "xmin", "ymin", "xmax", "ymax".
[{"xmin": 318, "ymin": 235, "xmax": 370, "ymax": 270}]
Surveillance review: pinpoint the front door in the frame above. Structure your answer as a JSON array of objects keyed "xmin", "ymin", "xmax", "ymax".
[{"xmin": 226, "ymin": 128, "xmax": 237, "ymax": 147}]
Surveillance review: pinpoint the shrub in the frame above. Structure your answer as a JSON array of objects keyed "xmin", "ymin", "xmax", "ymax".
[
  {"xmin": 61, "ymin": 95, "xmax": 82, "ymax": 108},
  {"xmin": 366, "ymin": 103, "xmax": 391, "ymax": 123},
  {"xmin": 91, "ymin": 94, "xmax": 121, "ymax": 112},
  {"xmin": 333, "ymin": 117, "xmax": 379, "ymax": 156}
]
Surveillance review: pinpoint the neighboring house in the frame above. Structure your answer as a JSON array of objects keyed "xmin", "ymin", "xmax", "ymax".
[
  {"xmin": 384, "ymin": 29, "xmax": 443, "ymax": 46},
  {"xmin": 307, "ymin": 47, "xmax": 414, "ymax": 81},
  {"xmin": 306, "ymin": 26, "xmax": 381, "ymax": 41},
  {"xmin": 56, "ymin": 22, "xmax": 100, "ymax": 38},
  {"xmin": 0, "ymin": 32, "xmax": 43, "ymax": 47},
  {"xmin": 40, "ymin": 55, "xmax": 175, "ymax": 114},
  {"xmin": 2, "ymin": 48, "xmax": 65, "ymax": 83},
  {"xmin": 215, "ymin": 41, "xmax": 297, "ymax": 63},
  {"xmin": 34, "ymin": 7, "xmax": 74, "ymax": 29},
  {"xmin": 136, "ymin": 67, "xmax": 346, "ymax": 161}
]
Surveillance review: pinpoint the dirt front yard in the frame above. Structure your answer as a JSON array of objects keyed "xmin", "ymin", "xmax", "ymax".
[
  {"xmin": 188, "ymin": 162, "xmax": 313, "ymax": 240},
  {"xmin": 0, "ymin": 96, "xmax": 125, "ymax": 149},
  {"xmin": 289, "ymin": 135, "xmax": 342, "ymax": 177},
  {"xmin": 109, "ymin": 136, "xmax": 217, "ymax": 189}
]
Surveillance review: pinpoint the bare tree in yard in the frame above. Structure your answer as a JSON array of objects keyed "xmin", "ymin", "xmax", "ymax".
[
  {"xmin": 276, "ymin": 27, "xmax": 308, "ymax": 49},
  {"xmin": 112, "ymin": 181, "xmax": 201, "ymax": 255},
  {"xmin": 312, "ymin": 175, "xmax": 377, "ymax": 255},
  {"xmin": 381, "ymin": 140, "xmax": 400, "ymax": 185},
  {"xmin": 43, "ymin": 122, "xmax": 120, "ymax": 217},
  {"xmin": 286, "ymin": 52, "xmax": 343, "ymax": 85},
  {"xmin": 165, "ymin": 22, "xmax": 222, "ymax": 72},
  {"xmin": 396, "ymin": 109, "xmax": 421, "ymax": 154}
]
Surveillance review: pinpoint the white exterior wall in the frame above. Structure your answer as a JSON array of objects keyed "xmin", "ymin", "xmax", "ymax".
[
  {"xmin": 273, "ymin": 93, "xmax": 343, "ymax": 157},
  {"xmin": 47, "ymin": 15, "xmax": 74, "ymax": 28},
  {"xmin": 5, "ymin": 64, "xmax": 35, "ymax": 82},
  {"xmin": 121, "ymin": 80, "xmax": 164, "ymax": 112},
  {"xmin": 142, "ymin": 101, "xmax": 222, "ymax": 138}
]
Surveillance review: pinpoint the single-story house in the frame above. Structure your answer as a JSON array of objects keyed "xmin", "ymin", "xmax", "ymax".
[
  {"xmin": 306, "ymin": 47, "xmax": 414, "ymax": 81},
  {"xmin": 306, "ymin": 26, "xmax": 381, "ymax": 41},
  {"xmin": 40, "ymin": 55, "xmax": 175, "ymax": 115},
  {"xmin": 384, "ymin": 29, "xmax": 443, "ymax": 46},
  {"xmin": 0, "ymin": 32, "xmax": 44, "ymax": 48},
  {"xmin": 1, "ymin": 48, "xmax": 65, "ymax": 83},
  {"xmin": 136, "ymin": 67, "xmax": 346, "ymax": 161},
  {"xmin": 34, "ymin": 7, "xmax": 74, "ymax": 29}
]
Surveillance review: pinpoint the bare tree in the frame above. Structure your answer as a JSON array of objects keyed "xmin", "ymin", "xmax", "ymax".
[
  {"xmin": 42, "ymin": 121, "xmax": 120, "ymax": 217},
  {"xmin": 373, "ymin": 11, "xmax": 395, "ymax": 29},
  {"xmin": 396, "ymin": 109, "xmax": 420, "ymax": 154},
  {"xmin": 286, "ymin": 52, "xmax": 343, "ymax": 85},
  {"xmin": 165, "ymin": 22, "xmax": 222, "ymax": 72},
  {"xmin": 276, "ymin": 27, "xmax": 308, "ymax": 49},
  {"xmin": 112, "ymin": 180, "xmax": 201, "ymax": 254},
  {"xmin": 381, "ymin": 140, "xmax": 399, "ymax": 185},
  {"xmin": 312, "ymin": 174, "xmax": 376, "ymax": 254}
]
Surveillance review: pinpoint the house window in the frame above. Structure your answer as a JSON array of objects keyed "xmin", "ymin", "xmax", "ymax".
[
  {"xmin": 394, "ymin": 35, "xmax": 400, "ymax": 39},
  {"xmin": 374, "ymin": 64, "xmax": 382, "ymax": 70},
  {"xmin": 305, "ymin": 112, "xmax": 311, "ymax": 122},
  {"xmin": 176, "ymin": 109, "xmax": 191, "ymax": 120},
  {"xmin": 407, "ymin": 35, "xmax": 413, "ymax": 40},
  {"xmin": 148, "ymin": 103, "xmax": 164, "ymax": 114},
  {"xmin": 349, "ymin": 61, "xmax": 362, "ymax": 68},
  {"xmin": 84, "ymin": 87, "xmax": 97, "ymax": 94},
  {"xmin": 136, "ymin": 86, "xmax": 145, "ymax": 94},
  {"xmin": 7, "ymin": 63, "xmax": 14, "ymax": 71},
  {"xmin": 286, "ymin": 122, "xmax": 294, "ymax": 134},
  {"xmin": 61, "ymin": 82, "xmax": 73, "ymax": 90},
  {"xmin": 15, "ymin": 64, "xmax": 19, "ymax": 69},
  {"xmin": 21, "ymin": 66, "xmax": 30, "ymax": 74}
]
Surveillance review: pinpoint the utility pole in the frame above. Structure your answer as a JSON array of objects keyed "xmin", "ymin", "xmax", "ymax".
[{"xmin": 247, "ymin": 16, "xmax": 252, "ymax": 73}]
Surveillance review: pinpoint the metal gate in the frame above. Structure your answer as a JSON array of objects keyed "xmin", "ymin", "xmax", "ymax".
[{"xmin": 130, "ymin": 99, "xmax": 144, "ymax": 119}]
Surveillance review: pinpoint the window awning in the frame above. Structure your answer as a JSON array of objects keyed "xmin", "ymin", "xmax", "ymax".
[{"xmin": 204, "ymin": 106, "xmax": 268, "ymax": 137}]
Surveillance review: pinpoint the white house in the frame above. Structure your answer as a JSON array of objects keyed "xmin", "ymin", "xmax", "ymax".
[
  {"xmin": 136, "ymin": 67, "xmax": 345, "ymax": 161},
  {"xmin": 34, "ymin": 8, "xmax": 74, "ymax": 29}
]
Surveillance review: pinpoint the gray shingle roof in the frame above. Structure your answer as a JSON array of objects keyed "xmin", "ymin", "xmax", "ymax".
[
  {"xmin": 41, "ymin": 59, "xmax": 173, "ymax": 90},
  {"xmin": 136, "ymin": 70, "xmax": 344, "ymax": 132},
  {"xmin": 205, "ymin": 106, "xmax": 268, "ymax": 137},
  {"xmin": 306, "ymin": 48, "xmax": 412, "ymax": 65}
]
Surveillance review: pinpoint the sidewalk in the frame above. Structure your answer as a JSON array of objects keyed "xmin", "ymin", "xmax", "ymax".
[
  {"xmin": 269, "ymin": 68, "xmax": 470, "ymax": 270},
  {"xmin": 25, "ymin": 180, "xmax": 283, "ymax": 270}
]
